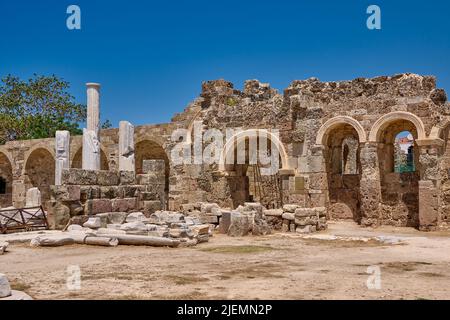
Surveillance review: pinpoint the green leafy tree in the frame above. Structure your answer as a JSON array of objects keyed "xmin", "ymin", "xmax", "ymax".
[
  {"xmin": 101, "ymin": 119, "xmax": 112, "ymax": 129},
  {"xmin": 0, "ymin": 74, "xmax": 86, "ymax": 144}
]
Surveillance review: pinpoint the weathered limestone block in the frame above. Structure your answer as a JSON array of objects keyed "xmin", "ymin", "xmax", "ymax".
[
  {"xmin": 141, "ymin": 200, "xmax": 162, "ymax": 215},
  {"xmin": 55, "ymin": 130, "xmax": 70, "ymax": 185},
  {"xmin": 296, "ymin": 225, "xmax": 316, "ymax": 234},
  {"xmin": 47, "ymin": 201, "xmax": 71, "ymax": 229},
  {"xmin": 0, "ymin": 242, "xmax": 8, "ymax": 255},
  {"xmin": 200, "ymin": 202, "xmax": 220, "ymax": 214},
  {"xmin": 119, "ymin": 121, "xmax": 135, "ymax": 172},
  {"xmin": 126, "ymin": 212, "xmax": 146, "ymax": 223},
  {"xmin": 243, "ymin": 202, "xmax": 264, "ymax": 214},
  {"xmin": 50, "ymin": 185, "xmax": 81, "ymax": 202},
  {"xmin": 283, "ymin": 204, "xmax": 299, "ymax": 213},
  {"xmin": 80, "ymin": 186, "xmax": 101, "ymax": 200},
  {"xmin": 100, "ymin": 186, "xmax": 119, "ymax": 199},
  {"xmin": 62, "ymin": 169, "xmax": 97, "ymax": 185},
  {"xmin": 106, "ymin": 212, "xmax": 128, "ymax": 224},
  {"xmin": 253, "ymin": 211, "xmax": 272, "ymax": 236},
  {"xmin": 200, "ymin": 215, "xmax": 219, "ymax": 224},
  {"xmin": 0, "ymin": 274, "xmax": 12, "ymax": 298},
  {"xmin": 94, "ymin": 213, "xmax": 110, "ymax": 228},
  {"xmin": 263, "ymin": 209, "xmax": 283, "ymax": 217},
  {"xmin": 97, "ymin": 171, "xmax": 119, "ymax": 186},
  {"xmin": 137, "ymin": 173, "xmax": 164, "ymax": 186},
  {"xmin": 149, "ymin": 211, "xmax": 184, "ymax": 224},
  {"xmin": 69, "ymin": 202, "xmax": 84, "ymax": 216},
  {"xmin": 119, "ymin": 185, "xmax": 141, "ymax": 198},
  {"xmin": 219, "ymin": 210, "xmax": 232, "ymax": 234},
  {"xmin": 142, "ymin": 159, "xmax": 165, "ymax": 175},
  {"xmin": 419, "ymin": 180, "xmax": 439, "ymax": 231},
  {"xmin": 266, "ymin": 216, "xmax": 283, "ymax": 230},
  {"xmin": 111, "ymin": 198, "xmax": 137, "ymax": 212},
  {"xmin": 84, "ymin": 199, "xmax": 112, "ymax": 215},
  {"xmin": 119, "ymin": 171, "xmax": 135, "ymax": 185},
  {"xmin": 227, "ymin": 212, "xmax": 250, "ymax": 237},
  {"xmin": 120, "ymin": 221, "xmax": 148, "ymax": 234},
  {"xmin": 83, "ymin": 217, "xmax": 102, "ymax": 229},
  {"xmin": 282, "ymin": 212, "xmax": 295, "ymax": 221},
  {"xmin": 25, "ymin": 187, "xmax": 41, "ymax": 207}
]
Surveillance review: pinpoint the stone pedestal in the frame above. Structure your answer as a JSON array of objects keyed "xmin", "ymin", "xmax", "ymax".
[
  {"xmin": 55, "ymin": 131, "xmax": 70, "ymax": 185},
  {"xmin": 119, "ymin": 121, "xmax": 135, "ymax": 172},
  {"xmin": 25, "ymin": 187, "xmax": 41, "ymax": 207}
]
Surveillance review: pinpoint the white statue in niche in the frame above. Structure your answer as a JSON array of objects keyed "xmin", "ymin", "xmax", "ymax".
[
  {"xmin": 83, "ymin": 128, "xmax": 100, "ymax": 170},
  {"xmin": 55, "ymin": 131, "xmax": 70, "ymax": 185}
]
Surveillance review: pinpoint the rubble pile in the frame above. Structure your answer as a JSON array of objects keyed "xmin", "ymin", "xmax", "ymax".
[
  {"xmin": 264, "ymin": 204, "xmax": 328, "ymax": 234},
  {"xmin": 30, "ymin": 210, "xmax": 212, "ymax": 248}
]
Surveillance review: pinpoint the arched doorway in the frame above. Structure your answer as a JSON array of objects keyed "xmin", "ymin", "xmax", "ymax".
[
  {"xmin": 323, "ymin": 123, "xmax": 362, "ymax": 222},
  {"xmin": 71, "ymin": 147, "xmax": 109, "ymax": 170},
  {"xmin": 219, "ymin": 130, "xmax": 286, "ymax": 209},
  {"xmin": 367, "ymin": 111, "xmax": 428, "ymax": 227},
  {"xmin": 371, "ymin": 117, "xmax": 421, "ymax": 227},
  {"xmin": 0, "ymin": 152, "xmax": 13, "ymax": 208},
  {"xmin": 135, "ymin": 140, "xmax": 170, "ymax": 202},
  {"xmin": 25, "ymin": 148, "xmax": 55, "ymax": 207}
]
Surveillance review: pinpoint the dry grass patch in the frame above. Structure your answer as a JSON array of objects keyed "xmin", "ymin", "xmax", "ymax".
[
  {"xmin": 301, "ymin": 238, "xmax": 390, "ymax": 248},
  {"xmin": 218, "ymin": 262, "xmax": 284, "ymax": 280},
  {"xmin": 382, "ymin": 261, "xmax": 432, "ymax": 272},
  {"xmin": 9, "ymin": 279, "xmax": 31, "ymax": 291},
  {"xmin": 165, "ymin": 274, "xmax": 209, "ymax": 285},
  {"xmin": 200, "ymin": 245, "xmax": 274, "ymax": 254}
]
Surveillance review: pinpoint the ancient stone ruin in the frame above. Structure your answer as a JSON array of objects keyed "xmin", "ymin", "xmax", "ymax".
[{"xmin": 1, "ymin": 73, "xmax": 450, "ymax": 237}]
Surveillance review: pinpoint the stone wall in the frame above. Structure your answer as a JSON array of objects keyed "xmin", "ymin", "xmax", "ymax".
[
  {"xmin": 47, "ymin": 160, "xmax": 166, "ymax": 229},
  {"xmin": 1, "ymin": 73, "xmax": 450, "ymax": 231}
]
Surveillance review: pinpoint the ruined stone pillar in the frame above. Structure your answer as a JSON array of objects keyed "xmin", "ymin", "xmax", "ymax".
[
  {"xmin": 83, "ymin": 83, "xmax": 101, "ymax": 170},
  {"xmin": 359, "ymin": 142, "xmax": 382, "ymax": 227},
  {"xmin": 305, "ymin": 145, "xmax": 329, "ymax": 208},
  {"xmin": 118, "ymin": 121, "xmax": 135, "ymax": 172},
  {"xmin": 86, "ymin": 83, "xmax": 100, "ymax": 136},
  {"xmin": 417, "ymin": 139, "xmax": 443, "ymax": 231},
  {"xmin": 55, "ymin": 131, "xmax": 70, "ymax": 185}
]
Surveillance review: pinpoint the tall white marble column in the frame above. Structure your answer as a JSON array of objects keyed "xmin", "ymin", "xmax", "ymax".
[
  {"xmin": 83, "ymin": 83, "xmax": 101, "ymax": 170},
  {"xmin": 119, "ymin": 121, "xmax": 135, "ymax": 172},
  {"xmin": 55, "ymin": 130, "xmax": 70, "ymax": 185}
]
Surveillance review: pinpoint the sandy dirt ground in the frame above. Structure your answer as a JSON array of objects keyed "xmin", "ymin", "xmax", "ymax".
[{"xmin": 1, "ymin": 221, "xmax": 450, "ymax": 300}]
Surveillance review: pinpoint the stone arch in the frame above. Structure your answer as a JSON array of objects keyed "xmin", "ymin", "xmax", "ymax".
[
  {"xmin": 24, "ymin": 148, "xmax": 55, "ymax": 207},
  {"xmin": 0, "ymin": 151, "xmax": 13, "ymax": 208},
  {"xmin": 429, "ymin": 117, "xmax": 450, "ymax": 140},
  {"xmin": 218, "ymin": 129, "xmax": 290, "ymax": 172},
  {"xmin": 71, "ymin": 147, "xmax": 109, "ymax": 170},
  {"xmin": 23, "ymin": 142, "xmax": 55, "ymax": 166},
  {"xmin": 369, "ymin": 111, "xmax": 426, "ymax": 142},
  {"xmin": 217, "ymin": 129, "xmax": 288, "ymax": 209},
  {"xmin": 316, "ymin": 116, "xmax": 367, "ymax": 146}
]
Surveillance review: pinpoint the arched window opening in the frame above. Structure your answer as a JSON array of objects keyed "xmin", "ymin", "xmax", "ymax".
[{"xmin": 394, "ymin": 131, "xmax": 415, "ymax": 173}]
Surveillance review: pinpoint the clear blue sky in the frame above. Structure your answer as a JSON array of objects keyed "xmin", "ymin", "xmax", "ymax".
[{"xmin": 1, "ymin": 0, "xmax": 449, "ymax": 126}]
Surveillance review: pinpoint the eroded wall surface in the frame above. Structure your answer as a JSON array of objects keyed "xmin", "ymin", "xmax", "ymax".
[{"xmin": 1, "ymin": 73, "xmax": 449, "ymax": 230}]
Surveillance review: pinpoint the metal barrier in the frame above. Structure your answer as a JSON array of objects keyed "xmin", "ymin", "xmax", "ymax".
[{"xmin": 0, "ymin": 206, "xmax": 49, "ymax": 234}]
